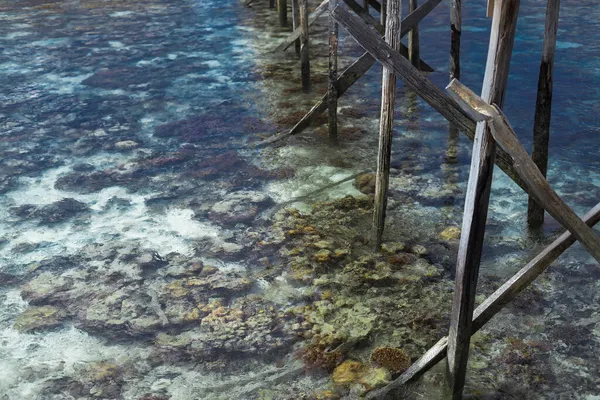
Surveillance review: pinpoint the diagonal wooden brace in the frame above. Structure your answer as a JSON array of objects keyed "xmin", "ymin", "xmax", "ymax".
[
  {"xmin": 274, "ymin": 0, "xmax": 330, "ymax": 52},
  {"xmin": 366, "ymin": 200, "xmax": 600, "ymax": 399},
  {"xmin": 259, "ymin": 0, "xmax": 441, "ymax": 145},
  {"xmin": 447, "ymin": 79, "xmax": 600, "ymax": 263}
]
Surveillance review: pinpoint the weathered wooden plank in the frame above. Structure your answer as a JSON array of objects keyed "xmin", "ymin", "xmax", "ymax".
[
  {"xmin": 328, "ymin": 0, "xmax": 339, "ymax": 144},
  {"xmin": 447, "ymin": 79, "xmax": 600, "ymax": 264},
  {"xmin": 278, "ymin": 0, "xmax": 288, "ymax": 26},
  {"xmin": 446, "ymin": 1, "xmax": 520, "ymax": 398},
  {"xmin": 332, "ymin": 4, "xmax": 475, "ymax": 135},
  {"xmin": 299, "ymin": 0, "xmax": 311, "ymax": 91},
  {"xmin": 527, "ymin": 0, "xmax": 560, "ymax": 227},
  {"xmin": 408, "ymin": 0, "xmax": 420, "ymax": 68},
  {"xmin": 486, "ymin": 0, "xmax": 494, "ymax": 17},
  {"xmin": 275, "ymin": 0, "xmax": 329, "ymax": 52},
  {"xmin": 366, "ymin": 201, "xmax": 600, "ymax": 399},
  {"xmin": 372, "ymin": 0, "xmax": 402, "ymax": 249},
  {"xmin": 292, "ymin": 0, "xmax": 301, "ymax": 54},
  {"xmin": 259, "ymin": 0, "xmax": 441, "ymax": 145}
]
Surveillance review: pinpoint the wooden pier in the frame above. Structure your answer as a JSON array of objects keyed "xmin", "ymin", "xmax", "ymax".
[{"xmin": 254, "ymin": 0, "xmax": 598, "ymax": 398}]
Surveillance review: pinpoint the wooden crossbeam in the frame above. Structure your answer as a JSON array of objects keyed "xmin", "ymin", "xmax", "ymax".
[
  {"xmin": 332, "ymin": 4, "xmax": 474, "ymax": 133},
  {"xmin": 259, "ymin": 0, "xmax": 440, "ymax": 145},
  {"xmin": 447, "ymin": 79, "xmax": 600, "ymax": 264},
  {"xmin": 274, "ymin": 0, "xmax": 330, "ymax": 52},
  {"xmin": 366, "ymin": 201, "xmax": 600, "ymax": 399},
  {"xmin": 325, "ymin": 3, "xmax": 533, "ymax": 195}
]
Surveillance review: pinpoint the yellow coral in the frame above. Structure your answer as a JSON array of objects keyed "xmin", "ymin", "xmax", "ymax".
[{"xmin": 332, "ymin": 360, "xmax": 367, "ymax": 385}]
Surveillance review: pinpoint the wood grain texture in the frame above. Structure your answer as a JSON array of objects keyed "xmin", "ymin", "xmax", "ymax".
[
  {"xmin": 527, "ymin": 0, "xmax": 560, "ymax": 227},
  {"xmin": 299, "ymin": 0, "xmax": 311, "ymax": 91},
  {"xmin": 446, "ymin": 1, "xmax": 520, "ymax": 398},
  {"xmin": 366, "ymin": 201, "xmax": 600, "ymax": 399},
  {"xmin": 328, "ymin": 0, "xmax": 339, "ymax": 144},
  {"xmin": 275, "ymin": 0, "xmax": 329, "ymax": 52},
  {"xmin": 372, "ymin": 0, "xmax": 402, "ymax": 249}
]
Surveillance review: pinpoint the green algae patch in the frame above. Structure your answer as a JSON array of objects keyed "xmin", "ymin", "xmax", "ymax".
[{"xmin": 13, "ymin": 305, "xmax": 67, "ymax": 333}]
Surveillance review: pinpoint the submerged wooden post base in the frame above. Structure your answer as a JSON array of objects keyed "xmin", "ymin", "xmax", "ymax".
[
  {"xmin": 372, "ymin": 0, "xmax": 402, "ymax": 249},
  {"xmin": 527, "ymin": 0, "xmax": 560, "ymax": 228},
  {"xmin": 365, "ymin": 201, "xmax": 600, "ymax": 400},
  {"xmin": 299, "ymin": 0, "xmax": 311, "ymax": 91},
  {"xmin": 446, "ymin": 1, "xmax": 520, "ymax": 397},
  {"xmin": 328, "ymin": 0, "xmax": 339, "ymax": 144}
]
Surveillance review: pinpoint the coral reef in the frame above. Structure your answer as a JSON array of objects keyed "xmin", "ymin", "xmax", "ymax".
[{"xmin": 369, "ymin": 347, "xmax": 411, "ymax": 374}]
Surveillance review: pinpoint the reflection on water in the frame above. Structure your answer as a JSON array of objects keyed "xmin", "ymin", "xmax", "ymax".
[{"xmin": 0, "ymin": 0, "xmax": 599, "ymax": 399}]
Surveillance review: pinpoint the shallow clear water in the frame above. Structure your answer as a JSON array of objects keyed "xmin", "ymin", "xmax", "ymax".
[{"xmin": 1, "ymin": 0, "xmax": 599, "ymax": 399}]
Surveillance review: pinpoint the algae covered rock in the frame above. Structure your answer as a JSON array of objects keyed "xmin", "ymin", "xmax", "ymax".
[
  {"xmin": 440, "ymin": 226, "xmax": 461, "ymax": 241},
  {"xmin": 332, "ymin": 360, "xmax": 367, "ymax": 386},
  {"xmin": 13, "ymin": 305, "xmax": 67, "ymax": 332},
  {"xmin": 359, "ymin": 367, "xmax": 391, "ymax": 390}
]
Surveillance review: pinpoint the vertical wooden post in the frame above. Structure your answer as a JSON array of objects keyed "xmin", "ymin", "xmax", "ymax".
[
  {"xmin": 270, "ymin": 0, "xmax": 275, "ymax": 9},
  {"xmin": 527, "ymin": 0, "xmax": 560, "ymax": 228},
  {"xmin": 446, "ymin": 0, "xmax": 520, "ymax": 398},
  {"xmin": 372, "ymin": 0, "xmax": 402, "ymax": 249},
  {"xmin": 363, "ymin": 0, "xmax": 370, "ymax": 14},
  {"xmin": 328, "ymin": 0, "xmax": 339, "ymax": 144},
  {"xmin": 447, "ymin": 0, "xmax": 461, "ymax": 163},
  {"xmin": 408, "ymin": 0, "xmax": 420, "ymax": 68},
  {"xmin": 380, "ymin": 0, "xmax": 387, "ymax": 24},
  {"xmin": 292, "ymin": 0, "xmax": 301, "ymax": 55},
  {"xmin": 450, "ymin": 0, "xmax": 461, "ymax": 81},
  {"xmin": 299, "ymin": 0, "xmax": 311, "ymax": 91},
  {"xmin": 278, "ymin": 0, "xmax": 288, "ymax": 26}
]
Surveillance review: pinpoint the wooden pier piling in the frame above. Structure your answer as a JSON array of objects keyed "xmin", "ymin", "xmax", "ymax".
[
  {"xmin": 292, "ymin": 0, "xmax": 301, "ymax": 54},
  {"xmin": 278, "ymin": 0, "xmax": 288, "ymax": 26},
  {"xmin": 527, "ymin": 0, "xmax": 560, "ymax": 228},
  {"xmin": 446, "ymin": 1, "xmax": 520, "ymax": 398},
  {"xmin": 299, "ymin": 0, "xmax": 311, "ymax": 91},
  {"xmin": 408, "ymin": 0, "xmax": 420, "ymax": 68},
  {"xmin": 372, "ymin": 0, "xmax": 402, "ymax": 249},
  {"xmin": 328, "ymin": 0, "xmax": 339, "ymax": 144}
]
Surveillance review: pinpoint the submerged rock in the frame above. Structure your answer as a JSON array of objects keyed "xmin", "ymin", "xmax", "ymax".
[
  {"xmin": 208, "ymin": 191, "xmax": 273, "ymax": 226},
  {"xmin": 13, "ymin": 305, "xmax": 67, "ymax": 332},
  {"xmin": 11, "ymin": 198, "xmax": 89, "ymax": 224}
]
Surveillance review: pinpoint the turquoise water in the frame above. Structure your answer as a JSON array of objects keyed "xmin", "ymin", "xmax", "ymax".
[{"xmin": 0, "ymin": 0, "xmax": 599, "ymax": 399}]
